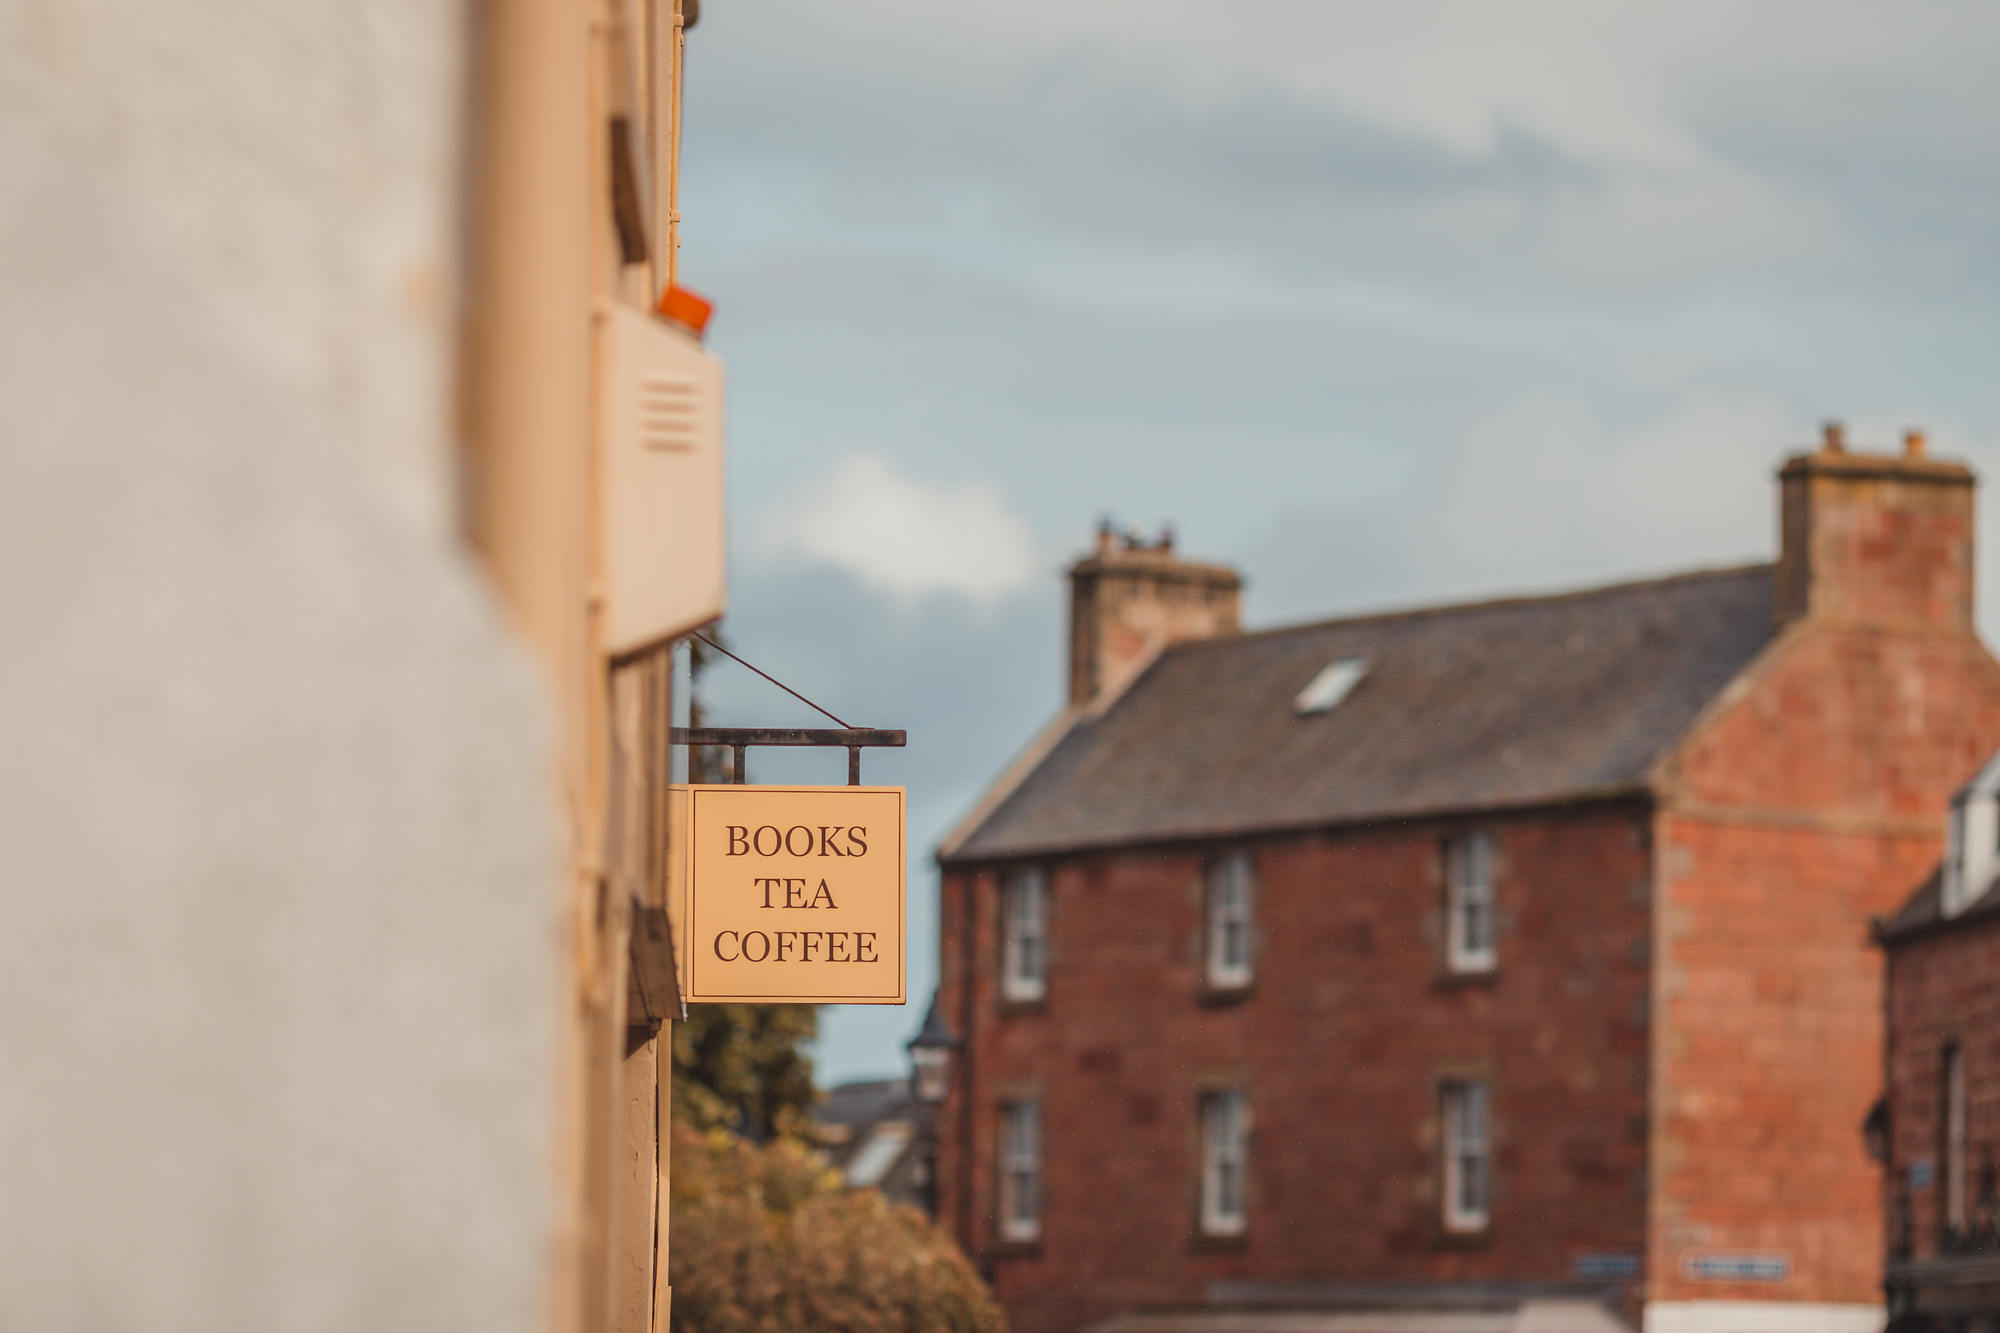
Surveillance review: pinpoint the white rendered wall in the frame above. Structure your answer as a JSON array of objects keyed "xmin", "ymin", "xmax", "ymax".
[{"xmin": 0, "ymin": 5, "xmax": 560, "ymax": 1331}]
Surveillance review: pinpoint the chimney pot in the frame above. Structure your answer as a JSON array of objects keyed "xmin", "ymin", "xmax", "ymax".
[
  {"xmin": 1822, "ymin": 421, "xmax": 1847, "ymax": 453},
  {"xmin": 1067, "ymin": 528, "xmax": 1241, "ymax": 706},
  {"xmin": 1776, "ymin": 433, "xmax": 1975, "ymax": 631}
]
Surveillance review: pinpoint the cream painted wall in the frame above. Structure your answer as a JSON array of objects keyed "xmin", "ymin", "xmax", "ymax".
[
  {"xmin": 0, "ymin": 4, "xmax": 561, "ymax": 1329},
  {"xmin": 1, "ymin": 1, "xmax": 470, "ymax": 537},
  {"xmin": 1644, "ymin": 1300, "xmax": 1885, "ymax": 1333}
]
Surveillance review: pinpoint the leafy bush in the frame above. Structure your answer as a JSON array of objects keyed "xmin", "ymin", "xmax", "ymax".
[
  {"xmin": 672, "ymin": 1002, "xmax": 818, "ymax": 1142},
  {"xmin": 669, "ymin": 1124, "xmax": 1004, "ymax": 1333}
]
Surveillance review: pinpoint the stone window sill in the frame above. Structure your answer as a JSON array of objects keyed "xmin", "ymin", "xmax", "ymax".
[
  {"xmin": 1432, "ymin": 1225, "xmax": 1493, "ymax": 1251},
  {"xmin": 996, "ymin": 993, "xmax": 1048, "ymax": 1018},
  {"xmin": 1190, "ymin": 1227, "xmax": 1250, "ymax": 1254},
  {"xmin": 1198, "ymin": 979, "xmax": 1256, "ymax": 1007},
  {"xmin": 988, "ymin": 1234, "xmax": 1043, "ymax": 1261}
]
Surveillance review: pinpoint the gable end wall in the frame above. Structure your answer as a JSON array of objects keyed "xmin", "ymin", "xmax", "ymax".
[{"xmin": 1649, "ymin": 622, "xmax": 2000, "ymax": 1311}]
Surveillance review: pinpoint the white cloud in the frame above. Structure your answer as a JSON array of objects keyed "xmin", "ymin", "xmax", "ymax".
[
  {"xmin": 1249, "ymin": 390, "xmax": 2000, "ymax": 642},
  {"xmin": 758, "ymin": 454, "xmax": 1037, "ymax": 602},
  {"xmin": 1426, "ymin": 390, "xmax": 1797, "ymax": 576},
  {"xmin": 1242, "ymin": 389, "xmax": 1803, "ymax": 624},
  {"xmin": 691, "ymin": 0, "xmax": 2000, "ymax": 304},
  {"xmin": 822, "ymin": 0, "xmax": 2000, "ymax": 175}
]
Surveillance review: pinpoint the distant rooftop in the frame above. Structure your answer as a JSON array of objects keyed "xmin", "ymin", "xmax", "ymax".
[
  {"xmin": 946, "ymin": 565, "xmax": 1777, "ymax": 861},
  {"xmin": 814, "ymin": 1078, "xmax": 913, "ymax": 1133}
]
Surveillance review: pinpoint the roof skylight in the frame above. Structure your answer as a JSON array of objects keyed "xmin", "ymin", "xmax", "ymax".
[
  {"xmin": 1294, "ymin": 657, "xmax": 1368, "ymax": 715},
  {"xmin": 844, "ymin": 1121, "xmax": 915, "ymax": 1188}
]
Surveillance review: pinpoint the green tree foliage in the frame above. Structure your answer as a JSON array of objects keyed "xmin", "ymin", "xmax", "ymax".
[
  {"xmin": 669, "ymin": 1123, "xmax": 1004, "ymax": 1333},
  {"xmin": 671, "ymin": 1002, "xmax": 818, "ymax": 1141},
  {"xmin": 673, "ymin": 627, "xmax": 820, "ymax": 1142}
]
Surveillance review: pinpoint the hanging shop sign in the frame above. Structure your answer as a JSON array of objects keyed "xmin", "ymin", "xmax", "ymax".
[{"xmin": 668, "ymin": 781, "xmax": 906, "ymax": 1005}]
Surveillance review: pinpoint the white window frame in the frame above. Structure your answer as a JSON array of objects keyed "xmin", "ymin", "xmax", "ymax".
[
  {"xmin": 1445, "ymin": 833, "xmax": 1497, "ymax": 974},
  {"xmin": 998, "ymin": 1100, "xmax": 1041, "ymax": 1242},
  {"xmin": 1946, "ymin": 1045, "xmax": 1968, "ymax": 1232},
  {"xmin": 1199, "ymin": 1089, "xmax": 1249, "ymax": 1236},
  {"xmin": 1205, "ymin": 852, "xmax": 1254, "ymax": 990},
  {"xmin": 1000, "ymin": 868, "xmax": 1047, "ymax": 1003},
  {"xmin": 1945, "ymin": 793, "xmax": 2000, "ymax": 919},
  {"xmin": 1441, "ymin": 1079, "xmax": 1491, "ymax": 1232}
]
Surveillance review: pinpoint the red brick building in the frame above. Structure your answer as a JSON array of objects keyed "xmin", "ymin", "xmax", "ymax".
[
  {"xmin": 1877, "ymin": 754, "xmax": 2000, "ymax": 1332},
  {"xmin": 935, "ymin": 431, "xmax": 2000, "ymax": 1333}
]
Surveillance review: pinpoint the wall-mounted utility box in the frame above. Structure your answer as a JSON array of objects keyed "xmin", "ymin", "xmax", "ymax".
[{"xmin": 596, "ymin": 303, "xmax": 726, "ymax": 657}]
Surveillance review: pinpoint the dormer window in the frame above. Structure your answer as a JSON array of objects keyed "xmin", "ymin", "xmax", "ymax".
[
  {"xmin": 1943, "ymin": 784, "xmax": 2000, "ymax": 919},
  {"xmin": 1944, "ymin": 805, "xmax": 1967, "ymax": 917},
  {"xmin": 1943, "ymin": 753, "xmax": 2000, "ymax": 919}
]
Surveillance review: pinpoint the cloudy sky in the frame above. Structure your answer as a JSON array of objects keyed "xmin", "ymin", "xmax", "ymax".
[{"xmin": 673, "ymin": 0, "xmax": 2000, "ymax": 1085}]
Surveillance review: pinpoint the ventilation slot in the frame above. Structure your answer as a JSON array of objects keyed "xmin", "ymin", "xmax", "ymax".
[{"xmin": 638, "ymin": 373, "xmax": 700, "ymax": 451}]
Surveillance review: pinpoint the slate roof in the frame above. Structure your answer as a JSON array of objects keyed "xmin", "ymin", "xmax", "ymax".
[
  {"xmin": 810, "ymin": 1080, "xmax": 929, "ymax": 1206},
  {"xmin": 945, "ymin": 565, "xmax": 1778, "ymax": 862},
  {"xmin": 813, "ymin": 1078, "xmax": 915, "ymax": 1134},
  {"xmin": 1876, "ymin": 868, "xmax": 2000, "ymax": 943}
]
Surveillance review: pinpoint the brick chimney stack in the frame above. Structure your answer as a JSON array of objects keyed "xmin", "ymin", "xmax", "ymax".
[
  {"xmin": 1067, "ymin": 520, "xmax": 1242, "ymax": 707},
  {"xmin": 1775, "ymin": 421, "xmax": 1976, "ymax": 630}
]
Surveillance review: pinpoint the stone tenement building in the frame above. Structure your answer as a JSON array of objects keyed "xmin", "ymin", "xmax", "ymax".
[
  {"xmin": 935, "ymin": 431, "xmax": 2000, "ymax": 1333},
  {"xmin": 1877, "ymin": 749, "xmax": 2000, "ymax": 1331}
]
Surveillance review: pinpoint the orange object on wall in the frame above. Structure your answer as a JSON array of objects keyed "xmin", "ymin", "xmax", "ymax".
[{"xmin": 656, "ymin": 285, "xmax": 714, "ymax": 338}]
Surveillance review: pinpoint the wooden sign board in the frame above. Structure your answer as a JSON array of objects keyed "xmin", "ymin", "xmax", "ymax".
[{"xmin": 668, "ymin": 784, "xmax": 906, "ymax": 1004}]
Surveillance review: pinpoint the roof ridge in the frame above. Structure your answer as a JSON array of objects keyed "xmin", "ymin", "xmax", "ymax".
[{"xmin": 1170, "ymin": 560, "xmax": 1774, "ymax": 654}]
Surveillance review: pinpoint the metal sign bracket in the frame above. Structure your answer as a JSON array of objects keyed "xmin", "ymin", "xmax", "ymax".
[{"xmin": 668, "ymin": 727, "xmax": 906, "ymax": 786}]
